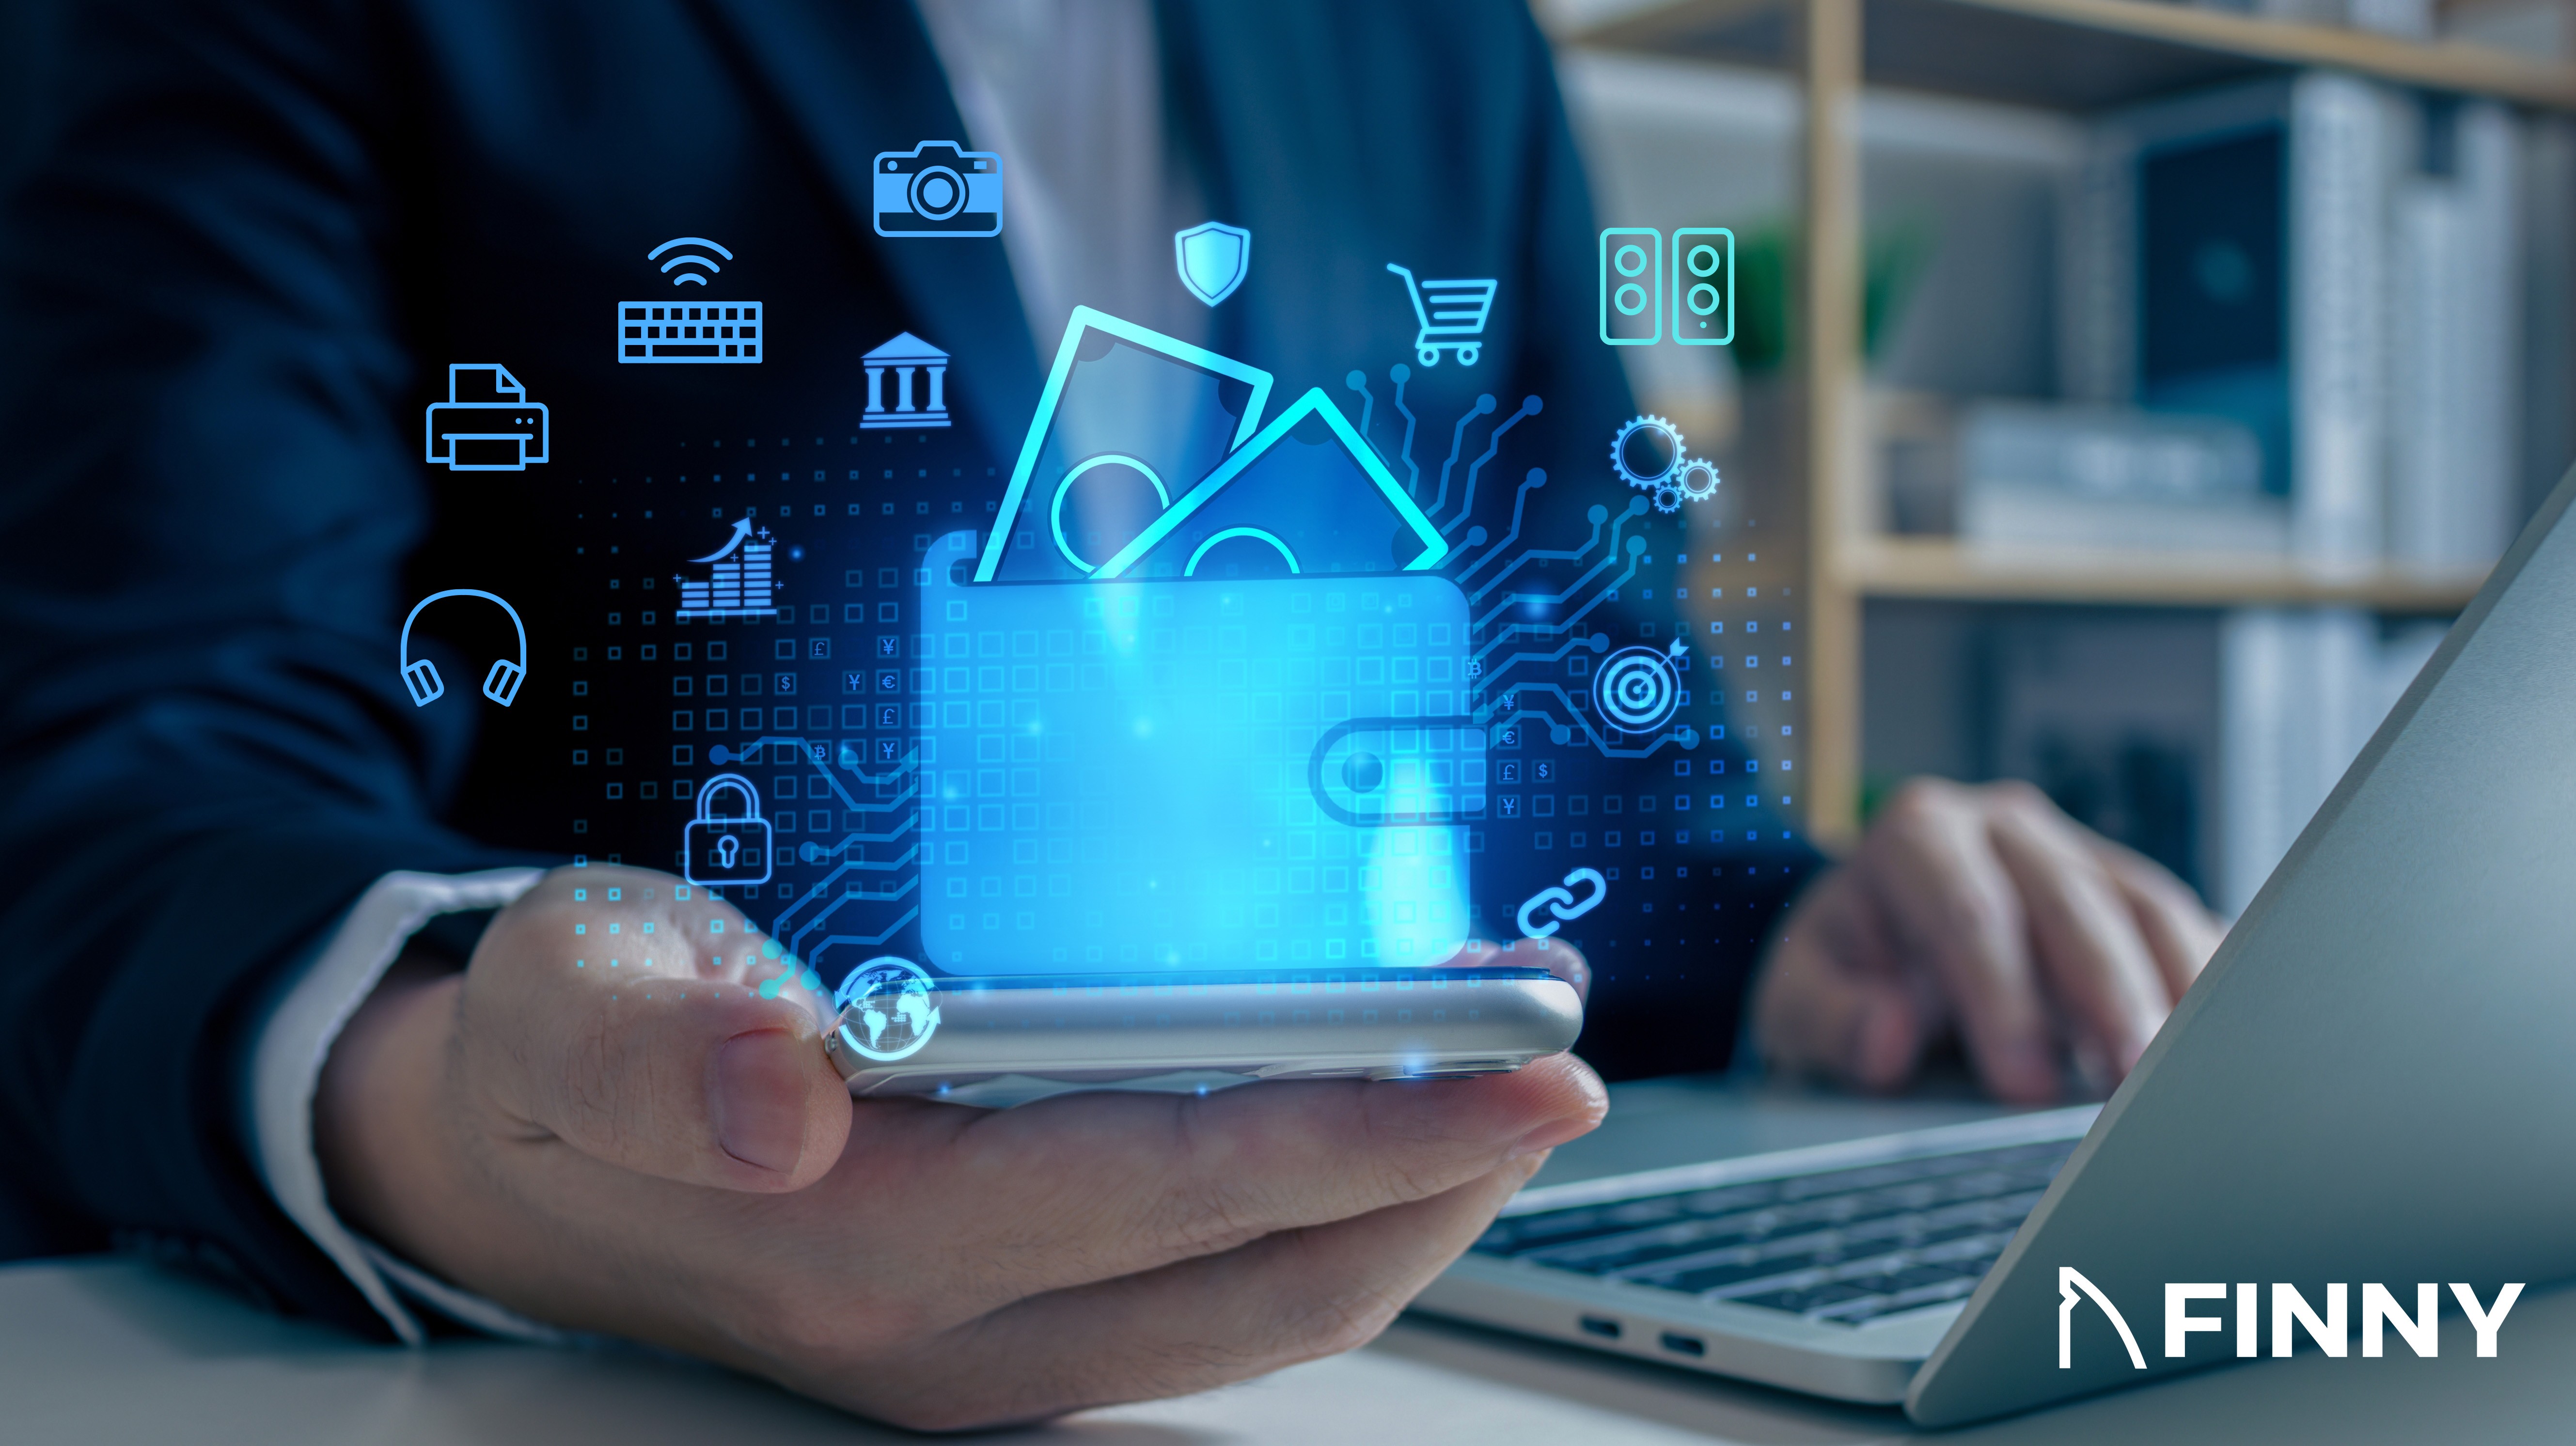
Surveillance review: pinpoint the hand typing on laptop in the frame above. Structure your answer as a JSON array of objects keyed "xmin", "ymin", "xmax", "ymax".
[
  {"xmin": 311, "ymin": 868, "xmax": 1607, "ymax": 1430},
  {"xmin": 1752, "ymin": 779, "xmax": 2224, "ymax": 1102}
]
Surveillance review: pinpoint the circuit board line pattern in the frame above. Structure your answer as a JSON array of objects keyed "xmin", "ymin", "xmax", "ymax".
[{"xmin": 581, "ymin": 366, "xmax": 1794, "ymax": 990}]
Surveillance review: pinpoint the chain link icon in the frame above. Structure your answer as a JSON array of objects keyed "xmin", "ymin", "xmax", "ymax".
[{"xmin": 1515, "ymin": 867, "xmax": 1609, "ymax": 939}]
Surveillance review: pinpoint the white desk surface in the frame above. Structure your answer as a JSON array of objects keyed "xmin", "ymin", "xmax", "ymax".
[{"xmin": 13, "ymin": 1079, "xmax": 2575, "ymax": 1445}]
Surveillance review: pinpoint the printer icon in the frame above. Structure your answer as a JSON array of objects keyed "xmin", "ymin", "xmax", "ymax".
[{"xmin": 424, "ymin": 363, "xmax": 550, "ymax": 472}]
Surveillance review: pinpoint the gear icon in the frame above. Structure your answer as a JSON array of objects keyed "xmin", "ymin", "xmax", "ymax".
[
  {"xmin": 1652, "ymin": 483, "xmax": 1683, "ymax": 514},
  {"xmin": 1610, "ymin": 414, "xmax": 1685, "ymax": 491},
  {"xmin": 1677, "ymin": 456, "xmax": 1721, "ymax": 502}
]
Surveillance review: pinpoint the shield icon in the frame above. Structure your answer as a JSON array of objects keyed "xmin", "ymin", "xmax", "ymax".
[{"xmin": 1174, "ymin": 221, "xmax": 1252, "ymax": 306}]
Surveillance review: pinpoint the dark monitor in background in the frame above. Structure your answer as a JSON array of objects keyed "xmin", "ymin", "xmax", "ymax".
[{"xmin": 2140, "ymin": 125, "xmax": 2292, "ymax": 499}]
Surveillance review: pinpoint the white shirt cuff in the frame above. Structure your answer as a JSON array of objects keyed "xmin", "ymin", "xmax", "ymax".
[{"xmin": 247, "ymin": 866, "xmax": 548, "ymax": 1345}]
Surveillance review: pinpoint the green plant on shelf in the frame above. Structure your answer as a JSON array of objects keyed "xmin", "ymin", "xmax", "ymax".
[{"xmin": 1724, "ymin": 215, "xmax": 1936, "ymax": 376}]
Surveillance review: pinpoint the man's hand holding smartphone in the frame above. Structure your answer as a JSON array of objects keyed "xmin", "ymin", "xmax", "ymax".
[{"xmin": 313, "ymin": 866, "xmax": 1606, "ymax": 1429}]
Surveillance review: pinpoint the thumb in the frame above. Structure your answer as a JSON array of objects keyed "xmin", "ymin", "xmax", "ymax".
[{"xmin": 464, "ymin": 869, "xmax": 853, "ymax": 1193}]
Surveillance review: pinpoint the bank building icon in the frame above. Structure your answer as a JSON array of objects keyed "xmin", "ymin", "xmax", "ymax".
[{"xmin": 862, "ymin": 332, "xmax": 951, "ymax": 430}]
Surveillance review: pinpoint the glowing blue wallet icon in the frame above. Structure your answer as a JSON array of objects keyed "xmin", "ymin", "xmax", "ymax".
[{"xmin": 918, "ymin": 310, "xmax": 1480, "ymax": 975}]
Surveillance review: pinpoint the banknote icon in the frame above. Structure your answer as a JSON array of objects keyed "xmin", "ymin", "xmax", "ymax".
[{"xmin": 927, "ymin": 310, "xmax": 1474, "ymax": 974}]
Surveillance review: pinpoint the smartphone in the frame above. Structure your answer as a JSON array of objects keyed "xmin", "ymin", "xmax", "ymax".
[{"xmin": 824, "ymin": 963, "xmax": 1582, "ymax": 1108}]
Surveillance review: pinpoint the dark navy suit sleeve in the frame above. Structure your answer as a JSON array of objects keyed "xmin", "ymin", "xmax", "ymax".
[{"xmin": 0, "ymin": 0, "xmax": 524, "ymax": 1330}]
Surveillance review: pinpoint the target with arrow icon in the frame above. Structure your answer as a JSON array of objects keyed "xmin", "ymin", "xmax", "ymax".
[{"xmin": 1593, "ymin": 637, "xmax": 1688, "ymax": 734}]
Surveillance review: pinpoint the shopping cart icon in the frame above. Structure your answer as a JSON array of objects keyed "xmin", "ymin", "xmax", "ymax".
[{"xmin": 1386, "ymin": 263, "xmax": 1497, "ymax": 367}]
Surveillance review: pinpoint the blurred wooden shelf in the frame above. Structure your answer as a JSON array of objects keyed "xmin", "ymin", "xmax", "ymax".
[
  {"xmin": 1551, "ymin": 0, "xmax": 2561, "ymax": 842},
  {"xmin": 1846, "ymin": 535, "xmax": 2489, "ymax": 608},
  {"xmin": 1563, "ymin": 0, "xmax": 2576, "ymax": 111}
]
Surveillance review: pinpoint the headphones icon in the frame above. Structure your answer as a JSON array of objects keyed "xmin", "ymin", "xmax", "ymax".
[{"xmin": 400, "ymin": 589, "xmax": 529, "ymax": 707}]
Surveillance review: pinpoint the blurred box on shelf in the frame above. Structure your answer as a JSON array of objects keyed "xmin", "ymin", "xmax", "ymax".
[
  {"xmin": 2442, "ymin": 0, "xmax": 2575, "ymax": 61},
  {"xmin": 2388, "ymin": 98, "xmax": 2524, "ymax": 574},
  {"xmin": 1869, "ymin": 393, "xmax": 2287, "ymax": 554},
  {"xmin": 2174, "ymin": 0, "xmax": 2431, "ymax": 39},
  {"xmin": 2216, "ymin": 608, "xmax": 2445, "ymax": 914},
  {"xmin": 1957, "ymin": 400, "xmax": 2283, "ymax": 553}
]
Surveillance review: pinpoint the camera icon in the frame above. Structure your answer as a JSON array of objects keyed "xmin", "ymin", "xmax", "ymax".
[{"xmin": 874, "ymin": 140, "xmax": 1004, "ymax": 237}]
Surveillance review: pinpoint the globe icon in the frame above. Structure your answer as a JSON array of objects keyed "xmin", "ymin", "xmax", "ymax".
[{"xmin": 834, "ymin": 957, "xmax": 942, "ymax": 1061}]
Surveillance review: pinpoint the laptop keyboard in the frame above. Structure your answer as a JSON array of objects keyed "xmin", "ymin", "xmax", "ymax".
[{"xmin": 1469, "ymin": 1137, "xmax": 2079, "ymax": 1326}]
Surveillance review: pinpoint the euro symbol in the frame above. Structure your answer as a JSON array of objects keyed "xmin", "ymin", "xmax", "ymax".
[{"xmin": 1515, "ymin": 867, "xmax": 1608, "ymax": 939}]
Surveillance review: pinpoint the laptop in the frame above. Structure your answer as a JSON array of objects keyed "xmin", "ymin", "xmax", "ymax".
[{"xmin": 1414, "ymin": 462, "xmax": 2576, "ymax": 1426}]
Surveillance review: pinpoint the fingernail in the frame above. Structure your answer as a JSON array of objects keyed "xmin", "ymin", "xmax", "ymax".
[
  {"xmin": 713, "ymin": 1031, "xmax": 805, "ymax": 1173},
  {"xmin": 1508, "ymin": 1115, "xmax": 1595, "ymax": 1162}
]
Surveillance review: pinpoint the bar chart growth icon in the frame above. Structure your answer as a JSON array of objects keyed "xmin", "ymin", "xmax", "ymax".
[{"xmin": 675, "ymin": 518, "xmax": 780, "ymax": 619}]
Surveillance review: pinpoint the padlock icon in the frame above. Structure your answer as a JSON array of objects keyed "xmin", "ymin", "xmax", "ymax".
[{"xmin": 683, "ymin": 772, "xmax": 773, "ymax": 886}]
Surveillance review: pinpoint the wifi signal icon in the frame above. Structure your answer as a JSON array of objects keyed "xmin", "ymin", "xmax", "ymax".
[
  {"xmin": 649, "ymin": 236, "xmax": 733, "ymax": 287},
  {"xmin": 622, "ymin": 236, "xmax": 761, "ymax": 364}
]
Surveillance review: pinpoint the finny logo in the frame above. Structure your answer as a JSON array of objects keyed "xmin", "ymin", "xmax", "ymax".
[
  {"xmin": 2058, "ymin": 1267, "xmax": 2526, "ymax": 1367},
  {"xmin": 2058, "ymin": 1267, "xmax": 2146, "ymax": 1369}
]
